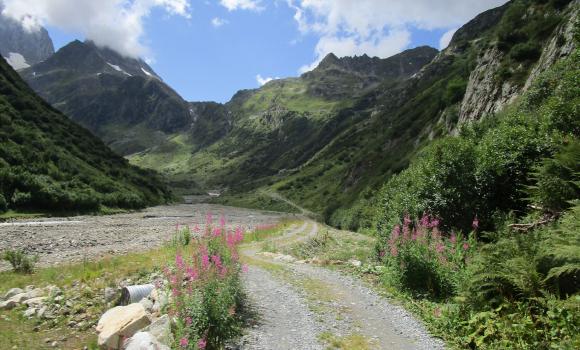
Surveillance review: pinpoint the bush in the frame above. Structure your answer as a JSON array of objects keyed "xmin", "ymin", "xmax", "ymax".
[
  {"xmin": 443, "ymin": 77, "xmax": 467, "ymax": 105},
  {"xmin": 375, "ymin": 137, "xmax": 478, "ymax": 234},
  {"xmin": 0, "ymin": 193, "xmax": 7, "ymax": 213},
  {"xmin": 510, "ymin": 42, "xmax": 542, "ymax": 62},
  {"xmin": 166, "ymin": 215, "xmax": 245, "ymax": 349},
  {"xmin": 2, "ymin": 249, "xmax": 38, "ymax": 273},
  {"xmin": 379, "ymin": 214, "xmax": 476, "ymax": 299},
  {"xmin": 527, "ymin": 141, "xmax": 580, "ymax": 213}
]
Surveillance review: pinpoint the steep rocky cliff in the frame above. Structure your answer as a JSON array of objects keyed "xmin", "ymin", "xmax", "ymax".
[
  {"xmin": 459, "ymin": 0, "xmax": 578, "ymax": 123},
  {"xmin": 0, "ymin": 13, "xmax": 54, "ymax": 69}
]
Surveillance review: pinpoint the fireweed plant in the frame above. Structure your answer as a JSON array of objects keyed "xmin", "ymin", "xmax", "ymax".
[
  {"xmin": 379, "ymin": 214, "xmax": 477, "ymax": 299},
  {"xmin": 164, "ymin": 213, "xmax": 247, "ymax": 350}
]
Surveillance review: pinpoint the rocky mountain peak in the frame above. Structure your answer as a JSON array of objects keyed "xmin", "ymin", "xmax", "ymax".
[
  {"xmin": 311, "ymin": 46, "xmax": 438, "ymax": 80},
  {"xmin": 26, "ymin": 40, "xmax": 160, "ymax": 80},
  {"xmin": 0, "ymin": 13, "xmax": 54, "ymax": 70}
]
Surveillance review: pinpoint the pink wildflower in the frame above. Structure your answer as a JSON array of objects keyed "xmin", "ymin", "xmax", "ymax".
[
  {"xmin": 213, "ymin": 227, "xmax": 222, "ymax": 237},
  {"xmin": 404, "ymin": 214, "xmax": 412, "ymax": 226},
  {"xmin": 206, "ymin": 212, "xmax": 213, "ymax": 225},
  {"xmin": 450, "ymin": 232, "xmax": 457, "ymax": 244},
  {"xmin": 175, "ymin": 254, "xmax": 185, "ymax": 270},
  {"xmin": 379, "ymin": 250, "xmax": 386, "ymax": 257},
  {"xmin": 472, "ymin": 216, "xmax": 479, "ymax": 231},
  {"xmin": 435, "ymin": 242, "xmax": 445, "ymax": 254},
  {"xmin": 211, "ymin": 255, "xmax": 223, "ymax": 269},
  {"xmin": 390, "ymin": 246, "xmax": 399, "ymax": 257},
  {"xmin": 185, "ymin": 317, "xmax": 192, "ymax": 326},
  {"xmin": 430, "ymin": 218, "xmax": 440, "ymax": 229},
  {"xmin": 420, "ymin": 213, "xmax": 430, "ymax": 228},
  {"xmin": 391, "ymin": 225, "xmax": 401, "ymax": 240},
  {"xmin": 242, "ymin": 264, "xmax": 249, "ymax": 273},
  {"xmin": 179, "ymin": 337, "xmax": 189, "ymax": 348},
  {"xmin": 463, "ymin": 242, "xmax": 470, "ymax": 251},
  {"xmin": 186, "ymin": 266, "xmax": 198, "ymax": 280},
  {"xmin": 197, "ymin": 338, "xmax": 207, "ymax": 350},
  {"xmin": 220, "ymin": 215, "xmax": 226, "ymax": 227}
]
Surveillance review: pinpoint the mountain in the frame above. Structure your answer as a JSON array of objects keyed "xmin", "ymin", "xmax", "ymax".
[
  {"xmin": 20, "ymin": 40, "xmax": 195, "ymax": 155},
  {"xmin": 14, "ymin": 0, "xmax": 577, "ymax": 225},
  {"xmin": 0, "ymin": 12, "xmax": 54, "ymax": 70},
  {"xmin": 149, "ymin": 0, "xmax": 575, "ymax": 226},
  {"xmin": 129, "ymin": 46, "xmax": 438, "ymax": 193},
  {"xmin": 0, "ymin": 55, "xmax": 172, "ymax": 214}
]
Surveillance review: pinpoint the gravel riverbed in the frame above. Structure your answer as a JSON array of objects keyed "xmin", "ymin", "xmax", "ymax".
[{"xmin": 0, "ymin": 204, "xmax": 288, "ymax": 271}]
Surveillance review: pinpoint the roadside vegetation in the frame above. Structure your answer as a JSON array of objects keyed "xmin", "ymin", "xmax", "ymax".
[{"xmin": 367, "ymin": 39, "xmax": 580, "ymax": 349}]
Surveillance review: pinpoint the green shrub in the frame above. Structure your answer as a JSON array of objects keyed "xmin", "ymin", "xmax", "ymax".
[
  {"xmin": 2, "ymin": 249, "xmax": 38, "ymax": 274},
  {"xmin": 527, "ymin": 141, "xmax": 580, "ymax": 213},
  {"xmin": 379, "ymin": 214, "xmax": 476, "ymax": 299},
  {"xmin": 0, "ymin": 193, "xmax": 7, "ymax": 213},
  {"xmin": 510, "ymin": 42, "xmax": 542, "ymax": 62},
  {"xmin": 167, "ymin": 217, "xmax": 245, "ymax": 349},
  {"xmin": 375, "ymin": 137, "xmax": 478, "ymax": 234},
  {"xmin": 443, "ymin": 77, "xmax": 467, "ymax": 105}
]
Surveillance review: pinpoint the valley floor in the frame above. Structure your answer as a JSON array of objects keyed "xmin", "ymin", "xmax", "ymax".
[
  {"xmin": 0, "ymin": 208, "xmax": 445, "ymax": 349},
  {"xmin": 0, "ymin": 204, "xmax": 287, "ymax": 271}
]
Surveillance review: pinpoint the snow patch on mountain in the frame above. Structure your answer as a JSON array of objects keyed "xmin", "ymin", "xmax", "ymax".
[{"xmin": 4, "ymin": 52, "xmax": 30, "ymax": 70}]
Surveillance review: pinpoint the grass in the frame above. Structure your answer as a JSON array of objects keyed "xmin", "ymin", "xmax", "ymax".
[
  {"xmin": 0, "ymin": 206, "xmax": 133, "ymax": 222},
  {"xmin": 0, "ymin": 245, "xmax": 180, "ymax": 349},
  {"xmin": 282, "ymin": 228, "xmax": 376, "ymax": 264},
  {"xmin": 318, "ymin": 332, "xmax": 372, "ymax": 350},
  {"xmin": 0, "ymin": 247, "xmax": 175, "ymax": 291},
  {"xmin": 0, "ymin": 308, "xmax": 98, "ymax": 350}
]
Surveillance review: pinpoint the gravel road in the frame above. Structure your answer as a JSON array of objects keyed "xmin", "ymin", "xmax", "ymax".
[
  {"xmin": 0, "ymin": 204, "xmax": 288, "ymax": 271},
  {"xmin": 237, "ymin": 221, "xmax": 446, "ymax": 350}
]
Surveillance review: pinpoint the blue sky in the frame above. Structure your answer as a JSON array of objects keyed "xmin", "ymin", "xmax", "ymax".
[{"xmin": 16, "ymin": 0, "xmax": 507, "ymax": 103}]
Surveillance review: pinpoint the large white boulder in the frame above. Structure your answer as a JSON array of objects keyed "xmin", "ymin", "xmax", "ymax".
[{"xmin": 96, "ymin": 303, "xmax": 151, "ymax": 349}]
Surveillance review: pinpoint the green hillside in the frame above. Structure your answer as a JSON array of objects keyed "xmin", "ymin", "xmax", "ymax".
[{"xmin": 0, "ymin": 56, "xmax": 172, "ymax": 214}]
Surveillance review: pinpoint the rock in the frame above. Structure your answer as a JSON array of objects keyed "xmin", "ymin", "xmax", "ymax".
[
  {"xmin": 144, "ymin": 315, "xmax": 171, "ymax": 346},
  {"xmin": 51, "ymin": 341, "xmax": 58, "ymax": 347},
  {"xmin": 37, "ymin": 306, "xmax": 47, "ymax": 318},
  {"xmin": 0, "ymin": 299, "xmax": 17, "ymax": 310},
  {"xmin": 46, "ymin": 286, "xmax": 62, "ymax": 297},
  {"xmin": 139, "ymin": 298, "xmax": 154, "ymax": 313},
  {"xmin": 349, "ymin": 259, "xmax": 362, "ymax": 268},
  {"xmin": 150, "ymin": 290, "xmax": 169, "ymax": 314},
  {"xmin": 124, "ymin": 332, "xmax": 170, "ymax": 350},
  {"xmin": 104, "ymin": 287, "xmax": 117, "ymax": 303},
  {"xmin": 3, "ymin": 288, "xmax": 24, "ymax": 300},
  {"xmin": 23, "ymin": 307, "xmax": 37, "ymax": 318},
  {"xmin": 96, "ymin": 303, "xmax": 151, "ymax": 349},
  {"xmin": 24, "ymin": 297, "xmax": 47, "ymax": 307}
]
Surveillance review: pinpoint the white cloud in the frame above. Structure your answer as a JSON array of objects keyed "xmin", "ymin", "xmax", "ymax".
[
  {"xmin": 287, "ymin": 0, "xmax": 508, "ymax": 72},
  {"xmin": 439, "ymin": 28, "xmax": 458, "ymax": 49},
  {"xmin": 256, "ymin": 74, "xmax": 278, "ymax": 86},
  {"xmin": 0, "ymin": 0, "xmax": 191, "ymax": 58},
  {"xmin": 220, "ymin": 0, "xmax": 262, "ymax": 11},
  {"xmin": 211, "ymin": 17, "xmax": 228, "ymax": 27}
]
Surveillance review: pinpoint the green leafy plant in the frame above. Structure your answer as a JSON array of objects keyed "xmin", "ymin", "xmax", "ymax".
[
  {"xmin": 166, "ymin": 214, "xmax": 245, "ymax": 349},
  {"xmin": 379, "ymin": 214, "xmax": 476, "ymax": 299},
  {"xmin": 2, "ymin": 249, "xmax": 38, "ymax": 274}
]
